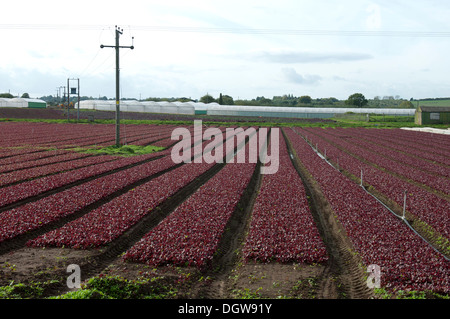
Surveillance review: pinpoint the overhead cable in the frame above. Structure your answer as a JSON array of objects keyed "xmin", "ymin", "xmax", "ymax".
[{"xmin": 1, "ymin": 24, "xmax": 450, "ymax": 37}]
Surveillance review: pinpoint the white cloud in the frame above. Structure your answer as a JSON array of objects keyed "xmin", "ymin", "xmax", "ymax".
[
  {"xmin": 249, "ymin": 50, "xmax": 373, "ymax": 64},
  {"xmin": 281, "ymin": 68, "xmax": 322, "ymax": 85}
]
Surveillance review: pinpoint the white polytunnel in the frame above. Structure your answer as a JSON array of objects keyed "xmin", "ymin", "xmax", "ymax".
[
  {"xmin": 0, "ymin": 98, "xmax": 47, "ymax": 108},
  {"xmin": 0, "ymin": 98, "xmax": 10, "ymax": 107},
  {"xmin": 119, "ymin": 100, "xmax": 142, "ymax": 113},
  {"xmin": 74, "ymin": 100, "xmax": 416, "ymax": 119},
  {"xmin": 78, "ymin": 100, "xmax": 115, "ymax": 111},
  {"xmin": 156, "ymin": 101, "xmax": 179, "ymax": 114}
]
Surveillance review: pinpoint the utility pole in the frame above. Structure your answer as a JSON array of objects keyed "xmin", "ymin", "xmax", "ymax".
[
  {"xmin": 67, "ymin": 78, "xmax": 80, "ymax": 121},
  {"xmin": 57, "ymin": 86, "xmax": 65, "ymax": 106},
  {"xmin": 67, "ymin": 78, "xmax": 70, "ymax": 121},
  {"xmin": 77, "ymin": 79, "xmax": 80, "ymax": 121},
  {"xmin": 100, "ymin": 26, "xmax": 134, "ymax": 147}
]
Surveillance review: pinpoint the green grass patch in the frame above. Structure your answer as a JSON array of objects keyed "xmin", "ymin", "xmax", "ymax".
[
  {"xmin": 0, "ymin": 280, "xmax": 60, "ymax": 299},
  {"xmin": 0, "ymin": 117, "xmax": 191, "ymax": 126},
  {"xmin": 50, "ymin": 275, "xmax": 177, "ymax": 299},
  {"xmin": 1, "ymin": 114, "xmax": 448, "ymax": 129},
  {"xmin": 231, "ymin": 287, "xmax": 263, "ymax": 299},
  {"xmin": 395, "ymin": 290, "xmax": 449, "ymax": 299},
  {"xmin": 69, "ymin": 144, "xmax": 165, "ymax": 157}
]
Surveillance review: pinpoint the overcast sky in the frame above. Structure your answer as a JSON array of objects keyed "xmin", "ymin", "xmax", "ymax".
[{"xmin": 1, "ymin": 0, "xmax": 450, "ymax": 101}]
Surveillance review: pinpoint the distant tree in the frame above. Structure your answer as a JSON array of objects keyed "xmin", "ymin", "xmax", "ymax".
[
  {"xmin": 312, "ymin": 97, "xmax": 339, "ymax": 105},
  {"xmin": 328, "ymin": 97, "xmax": 339, "ymax": 103},
  {"xmin": 21, "ymin": 93, "xmax": 30, "ymax": 98},
  {"xmin": 0, "ymin": 93, "xmax": 14, "ymax": 98},
  {"xmin": 255, "ymin": 96, "xmax": 273, "ymax": 105},
  {"xmin": 177, "ymin": 97, "xmax": 193, "ymax": 103},
  {"xmin": 234, "ymin": 99, "xmax": 255, "ymax": 106},
  {"xmin": 200, "ymin": 94, "xmax": 216, "ymax": 104},
  {"xmin": 399, "ymin": 100, "xmax": 414, "ymax": 108},
  {"xmin": 220, "ymin": 94, "xmax": 234, "ymax": 105},
  {"xmin": 345, "ymin": 93, "xmax": 368, "ymax": 107},
  {"xmin": 298, "ymin": 95, "xmax": 312, "ymax": 104}
]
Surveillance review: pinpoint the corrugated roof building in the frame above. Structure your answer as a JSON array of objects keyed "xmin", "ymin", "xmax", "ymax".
[{"xmin": 415, "ymin": 106, "xmax": 450, "ymax": 125}]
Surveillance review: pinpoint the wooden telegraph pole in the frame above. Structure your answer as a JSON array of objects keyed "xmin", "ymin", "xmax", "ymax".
[{"xmin": 100, "ymin": 26, "xmax": 134, "ymax": 147}]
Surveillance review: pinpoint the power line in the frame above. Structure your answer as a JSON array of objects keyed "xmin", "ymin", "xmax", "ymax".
[
  {"xmin": 79, "ymin": 50, "xmax": 115, "ymax": 78},
  {"xmin": 76, "ymin": 27, "xmax": 119, "ymax": 79},
  {"xmin": 77, "ymin": 48, "xmax": 101, "ymax": 78},
  {"xmin": 1, "ymin": 23, "xmax": 450, "ymax": 37},
  {"xmin": 0, "ymin": 24, "xmax": 102, "ymax": 30},
  {"xmin": 132, "ymin": 25, "xmax": 450, "ymax": 38}
]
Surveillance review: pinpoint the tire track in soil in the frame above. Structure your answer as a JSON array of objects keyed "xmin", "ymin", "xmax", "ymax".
[
  {"xmin": 188, "ymin": 127, "xmax": 267, "ymax": 299},
  {"xmin": 194, "ymin": 158, "xmax": 262, "ymax": 299},
  {"xmin": 283, "ymin": 128, "xmax": 374, "ymax": 299}
]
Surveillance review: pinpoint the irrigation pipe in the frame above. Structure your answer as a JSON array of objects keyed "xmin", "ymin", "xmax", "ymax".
[
  {"xmin": 360, "ymin": 184, "xmax": 450, "ymax": 261},
  {"xmin": 303, "ymin": 136, "xmax": 450, "ymax": 262}
]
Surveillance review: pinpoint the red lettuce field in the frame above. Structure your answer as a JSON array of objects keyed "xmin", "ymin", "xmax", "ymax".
[{"xmin": 0, "ymin": 121, "xmax": 448, "ymax": 298}]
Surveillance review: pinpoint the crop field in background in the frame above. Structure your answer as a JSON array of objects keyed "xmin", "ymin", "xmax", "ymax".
[{"xmin": 0, "ymin": 120, "xmax": 448, "ymax": 300}]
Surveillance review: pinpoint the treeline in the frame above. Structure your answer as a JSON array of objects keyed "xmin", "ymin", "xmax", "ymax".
[
  {"xmin": 196, "ymin": 93, "xmax": 344, "ymax": 107},
  {"xmin": 417, "ymin": 97, "xmax": 450, "ymax": 101},
  {"xmin": 235, "ymin": 95, "xmax": 342, "ymax": 107},
  {"xmin": 197, "ymin": 93, "xmax": 416, "ymax": 108}
]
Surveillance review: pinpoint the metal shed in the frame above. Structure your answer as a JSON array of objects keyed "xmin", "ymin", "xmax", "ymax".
[{"xmin": 415, "ymin": 106, "xmax": 450, "ymax": 125}]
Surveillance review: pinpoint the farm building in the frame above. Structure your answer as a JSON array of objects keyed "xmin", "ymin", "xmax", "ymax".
[
  {"xmin": 0, "ymin": 98, "xmax": 47, "ymax": 108},
  {"xmin": 76, "ymin": 100, "xmax": 415, "ymax": 119},
  {"xmin": 415, "ymin": 106, "xmax": 450, "ymax": 125}
]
